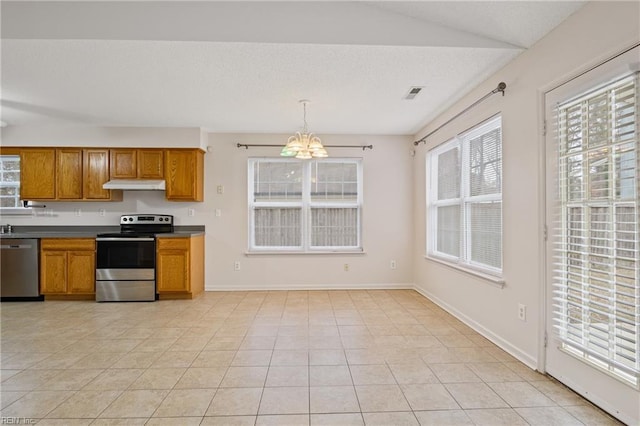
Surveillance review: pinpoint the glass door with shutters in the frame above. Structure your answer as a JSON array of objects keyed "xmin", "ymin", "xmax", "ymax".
[{"xmin": 545, "ymin": 46, "xmax": 640, "ymax": 425}]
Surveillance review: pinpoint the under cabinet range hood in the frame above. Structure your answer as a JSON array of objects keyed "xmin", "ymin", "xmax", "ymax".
[{"xmin": 102, "ymin": 179, "xmax": 166, "ymax": 191}]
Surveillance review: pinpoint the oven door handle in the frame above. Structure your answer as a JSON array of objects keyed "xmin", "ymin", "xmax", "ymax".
[{"xmin": 96, "ymin": 237, "xmax": 155, "ymax": 242}]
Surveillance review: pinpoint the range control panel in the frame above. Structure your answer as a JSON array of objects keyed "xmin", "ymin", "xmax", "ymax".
[{"xmin": 119, "ymin": 214, "xmax": 174, "ymax": 225}]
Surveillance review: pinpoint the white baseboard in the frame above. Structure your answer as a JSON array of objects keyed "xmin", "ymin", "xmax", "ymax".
[
  {"xmin": 205, "ymin": 282, "xmax": 413, "ymax": 292},
  {"xmin": 413, "ymin": 284, "xmax": 538, "ymax": 369}
]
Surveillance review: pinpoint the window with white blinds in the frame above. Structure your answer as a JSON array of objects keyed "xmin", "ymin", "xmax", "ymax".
[
  {"xmin": 552, "ymin": 73, "xmax": 639, "ymax": 387},
  {"xmin": 248, "ymin": 158, "xmax": 362, "ymax": 252},
  {"xmin": 0, "ymin": 155, "xmax": 22, "ymax": 208},
  {"xmin": 427, "ymin": 115, "xmax": 503, "ymax": 277}
]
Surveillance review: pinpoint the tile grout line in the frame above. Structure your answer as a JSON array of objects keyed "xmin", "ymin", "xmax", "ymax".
[{"xmin": 253, "ymin": 290, "xmax": 281, "ymax": 424}]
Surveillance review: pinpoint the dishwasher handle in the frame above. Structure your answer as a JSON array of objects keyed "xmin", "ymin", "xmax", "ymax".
[{"xmin": 0, "ymin": 244, "xmax": 34, "ymax": 249}]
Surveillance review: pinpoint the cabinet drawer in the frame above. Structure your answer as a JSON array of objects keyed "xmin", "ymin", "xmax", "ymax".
[
  {"xmin": 41, "ymin": 238, "xmax": 95, "ymax": 251},
  {"xmin": 157, "ymin": 238, "xmax": 189, "ymax": 250}
]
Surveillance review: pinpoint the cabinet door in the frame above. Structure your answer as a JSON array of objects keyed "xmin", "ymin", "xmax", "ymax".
[
  {"xmin": 157, "ymin": 238, "xmax": 190, "ymax": 292},
  {"xmin": 157, "ymin": 250, "xmax": 190, "ymax": 292},
  {"xmin": 138, "ymin": 150, "xmax": 164, "ymax": 179},
  {"xmin": 56, "ymin": 148, "xmax": 83, "ymax": 199},
  {"xmin": 165, "ymin": 150, "xmax": 203, "ymax": 201},
  {"xmin": 110, "ymin": 149, "xmax": 137, "ymax": 179},
  {"xmin": 83, "ymin": 149, "xmax": 112, "ymax": 200},
  {"xmin": 41, "ymin": 250, "xmax": 67, "ymax": 294},
  {"xmin": 20, "ymin": 149, "xmax": 56, "ymax": 199},
  {"xmin": 68, "ymin": 251, "xmax": 95, "ymax": 294}
]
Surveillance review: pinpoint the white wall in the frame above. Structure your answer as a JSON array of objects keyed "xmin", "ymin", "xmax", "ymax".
[
  {"xmin": 1, "ymin": 127, "xmax": 414, "ymax": 290},
  {"xmin": 412, "ymin": 1, "xmax": 640, "ymax": 368},
  {"xmin": 206, "ymin": 133, "xmax": 414, "ymax": 290},
  {"xmin": 1, "ymin": 125, "xmax": 202, "ymax": 148}
]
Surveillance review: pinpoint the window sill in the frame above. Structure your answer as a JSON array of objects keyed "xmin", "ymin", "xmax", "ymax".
[
  {"xmin": 424, "ymin": 255, "xmax": 505, "ymax": 288},
  {"xmin": 246, "ymin": 249, "xmax": 366, "ymax": 256}
]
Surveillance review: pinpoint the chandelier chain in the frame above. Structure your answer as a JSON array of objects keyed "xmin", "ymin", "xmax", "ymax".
[{"xmin": 302, "ymin": 102, "xmax": 308, "ymax": 133}]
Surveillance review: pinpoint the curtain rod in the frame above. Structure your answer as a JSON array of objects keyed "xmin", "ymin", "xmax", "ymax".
[
  {"xmin": 237, "ymin": 143, "xmax": 373, "ymax": 151},
  {"xmin": 413, "ymin": 81, "xmax": 506, "ymax": 146}
]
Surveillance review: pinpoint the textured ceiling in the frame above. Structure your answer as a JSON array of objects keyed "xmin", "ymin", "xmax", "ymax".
[{"xmin": 1, "ymin": 1, "xmax": 585, "ymax": 135}]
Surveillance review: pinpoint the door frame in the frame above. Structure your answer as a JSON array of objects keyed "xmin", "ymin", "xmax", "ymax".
[{"xmin": 539, "ymin": 43, "xmax": 640, "ymax": 425}]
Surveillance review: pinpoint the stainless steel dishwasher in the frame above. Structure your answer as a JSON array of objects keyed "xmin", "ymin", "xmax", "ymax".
[{"xmin": 0, "ymin": 238, "xmax": 43, "ymax": 301}]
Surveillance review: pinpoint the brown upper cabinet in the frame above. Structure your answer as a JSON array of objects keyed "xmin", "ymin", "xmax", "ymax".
[
  {"xmin": 165, "ymin": 149, "xmax": 204, "ymax": 202},
  {"xmin": 19, "ymin": 148, "xmax": 122, "ymax": 201},
  {"xmin": 110, "ymin": 149, "xmax": 164, "ymax": 179},
  {"xmin": 138, "ymin": 150, "xmax": 164, "ymax": 179},
  {"xmin": 56, "ymin": 148, "xmax": 83, "ymax": 199},
  {"xmin": 14, "ymin": 147, "xmax": 202, "ymax": 202},
  {"xmin": 84, "ymin": 149, "xmax": 119, "ymax": 200},
  {"xmin": 20, "ymin": 148, "xmax": 56, "ymax": 200},
  {"xmin": 110, "ymin": 149, "xmax": 137, "ymax": 179}
]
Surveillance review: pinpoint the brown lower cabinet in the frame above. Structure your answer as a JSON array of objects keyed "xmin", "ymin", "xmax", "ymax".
[
  {"xmin": 156, "ymin": 235, "xmax": 204, "ymax": 299},
  {"xmin": 40, "ymin": 238, "xmax": 96, "ymax": 300}
]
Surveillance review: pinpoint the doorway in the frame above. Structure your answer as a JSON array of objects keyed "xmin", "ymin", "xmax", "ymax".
[{"xmin": 544, "ymin": 45, "xmax": 640, "ymax": 425}]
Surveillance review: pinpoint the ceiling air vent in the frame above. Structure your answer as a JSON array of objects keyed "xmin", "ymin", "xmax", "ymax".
[{"xmin": 404, "ymin": 86, "xmax": 424, "ymax": 100}]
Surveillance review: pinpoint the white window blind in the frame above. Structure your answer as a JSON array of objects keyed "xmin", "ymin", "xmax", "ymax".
[
  {"xmin": 552, "ymin": 73, "xmax": 640, "ymax": 387},
  {"xmin": 0, "ymin": 155, "xmax": 22, "ymax": 208},
  {"xmin": 248, "ymin": 158, "xmax": 362, "ymax": 252},
  {"xmin": 427, "ymin": 115, "xmax": 503, "ymax": 277}
]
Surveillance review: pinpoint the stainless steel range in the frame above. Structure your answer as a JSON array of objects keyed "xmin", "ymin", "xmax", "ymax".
[{"xmin": 96, "ymin": 214, "xmax": 174, "ymax": 302}]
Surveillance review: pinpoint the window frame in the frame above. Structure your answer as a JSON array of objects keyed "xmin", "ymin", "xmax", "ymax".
[
  {"xmin": 0, "ymin": 154, "xmax": 32, "ymax": 215},
  {"xmin": 426, "ymin": 115, "xmax": 503, "ymax": 279},
  {"xmin": 248, "ymin": 157, "xmax": 363, "ymax": 253}
]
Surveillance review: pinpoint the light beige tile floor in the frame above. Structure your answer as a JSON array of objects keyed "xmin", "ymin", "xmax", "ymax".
[{"xmin": 0, "ymin": 290, "xmax": 624, "ymax": 425}]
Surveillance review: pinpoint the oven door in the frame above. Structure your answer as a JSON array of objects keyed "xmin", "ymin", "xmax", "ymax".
[
  {"xmin": 96, "ymin": 237, "xmax": 156, "ymax": 270},
  {"xmin": 96, "ymin": 237, "xmax": 156, "ymax": 302}
]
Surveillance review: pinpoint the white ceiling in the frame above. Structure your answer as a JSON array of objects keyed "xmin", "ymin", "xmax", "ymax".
[{"xmin": 1, "ymin": 1, "xmax": 585, "ymax": 135}]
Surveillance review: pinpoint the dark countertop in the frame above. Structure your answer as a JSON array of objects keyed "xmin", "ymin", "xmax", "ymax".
[
  {"xmin": 0, "ymin": 226, "xmax": 205, "ymax": 239},
  {"xmin": 155, "ymin": 231, "xmax": 205, "ymax": 238}
]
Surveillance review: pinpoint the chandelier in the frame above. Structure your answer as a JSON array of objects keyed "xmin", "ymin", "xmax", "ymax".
[{"xmin": 281, "ymin": 100, "xmax": 328, "ymax": 159}]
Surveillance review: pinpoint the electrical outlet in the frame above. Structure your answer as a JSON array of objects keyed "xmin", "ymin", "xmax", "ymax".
[
  {"xmin": 343, "ymin": 263, "xmax": 349, "ymax": 272},
  {"xmin": 215, "ymin": 209, "xmax": 221, "ymax": 217},
  {"xmin": 390, "ymin": 260, "xmax": 397, "ymax": 270},
  {"xmin": 518, "ymin": 304, "xmax": 527, "ymax": 321},
  {"xmin": 234, "ymin": 261, "xmax": 241, "ymax": 271},
  {"xmin": 99, "ymin": 209, "xmax": 106, "ymax": 217},
  {"xmin": 217, "ymin": 185, "xmax": 224, "ymax": 194},
  {"xmin": 188, "ymin": 208, "xmax": 195, "ymax": 217},
  {"xmin": 74, "ymin": 208, "xmax": 82, "ymax": 217}
]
